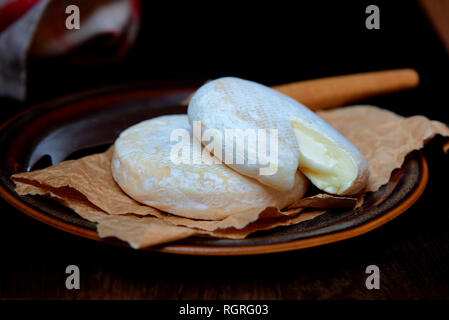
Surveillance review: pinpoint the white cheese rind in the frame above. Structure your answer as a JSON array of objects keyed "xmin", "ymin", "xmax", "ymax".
[
  {"xmin": 111, "ymin": 115, "xmax": 309, "ymax": 220},
  {"xmin": 188, "ymin": 77, "xmax": 369, "ymax": 195}
]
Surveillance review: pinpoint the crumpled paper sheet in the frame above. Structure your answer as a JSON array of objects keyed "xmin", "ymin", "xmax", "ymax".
[
  {"xmin": 318, "ymin": 106, "xmax": 449, "ymax": 192},
  {"xmin": 13, "ymin": 180, "xmax": 197, "ymax": 248},
  {"xmin": 13, "ymin": 175, "xmax": 324, "ymax": 247},
  {"xmin": 12, "ymin": 148, "xmax": 315, "ymax": 230},
  {"xmin": 11, "ymin": 105, "xmax": 449, "ymax": 248}
]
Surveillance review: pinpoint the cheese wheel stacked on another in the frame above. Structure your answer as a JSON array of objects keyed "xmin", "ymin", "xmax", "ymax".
[{"xmin": 188, "ymin": 77, "xmax": 370, "ymax": 195}]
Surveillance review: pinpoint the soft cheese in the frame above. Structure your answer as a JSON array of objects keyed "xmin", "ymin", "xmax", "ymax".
[
  {"xmin": 111, "ymin": 115, "xmax": 309, "ymax": 220},
  {"xmin": 290, "ymin": 115, "xmax": 366, "ymax": 194},
  {"xmin": 188, "ymin": 77, "xmax": 369, "ymax": 195}
]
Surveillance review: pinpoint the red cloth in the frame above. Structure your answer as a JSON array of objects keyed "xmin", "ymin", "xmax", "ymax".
[
  {"xmin": 0, "ymin": 0, "xmax": 41, "ymax": 33},
  {"xmin": 0, "ymin": 0, "xmax": 141, "ymax": 100}
]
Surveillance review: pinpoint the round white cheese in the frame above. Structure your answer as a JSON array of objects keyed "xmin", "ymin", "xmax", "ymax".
[
  {"xmin": 188, "ymin": 77, "xmax": 369, "ymax": 195},
  {"xmin": 111, "ymin": 115, "xmax": 309, "ymax": 220}
]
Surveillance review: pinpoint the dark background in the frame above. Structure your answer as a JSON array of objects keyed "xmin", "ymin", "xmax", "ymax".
[{"xmin": 1, "ymin": 1, "xmax": 449, "ymax": 299}]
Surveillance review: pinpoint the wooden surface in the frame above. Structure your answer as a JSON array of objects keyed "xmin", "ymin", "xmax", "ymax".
[
  {"xmin": 420, "ymin": 0, "xmax": 449, "ymax": 54},
  {"xmin": 1, "ymin": 2, "xmax": 449, "ymax": 300}
]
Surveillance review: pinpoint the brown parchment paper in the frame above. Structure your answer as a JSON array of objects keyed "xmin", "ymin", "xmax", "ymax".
[
  {"xmin": 318, "ymin": 105, "xmax": 449, "ymax": 192},
  {"xmin": 12, "ymin": 149, "xmax": 313, "ymax": 231},
  {"xmin": 13, "ymin": 176, "xmax": 324, "ymax": 247},
  {"xmin": 11, "ymin": 105, "xmax": 449, "ymax": 248}
]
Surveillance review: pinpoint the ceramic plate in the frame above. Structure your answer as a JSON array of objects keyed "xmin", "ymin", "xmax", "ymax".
[{"xmin": 0, "ymin": 83, "xmax": 428, "ymax": 255}]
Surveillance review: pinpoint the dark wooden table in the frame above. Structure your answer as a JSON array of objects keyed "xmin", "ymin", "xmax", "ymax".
[{"xmin": 1, "ymin": 1, "xmax": 448, "ymax": 300}]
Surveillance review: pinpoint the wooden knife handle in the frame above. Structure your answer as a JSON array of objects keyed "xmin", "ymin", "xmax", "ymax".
[{"xmin": 272, "ymin": 69, "xmax": 419, "ymax": 111}]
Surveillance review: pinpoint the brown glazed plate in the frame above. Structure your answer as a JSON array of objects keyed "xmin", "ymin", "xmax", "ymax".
[{"xmin": 0, "ymin": 83, "xmax": 428, "ymax": 255}]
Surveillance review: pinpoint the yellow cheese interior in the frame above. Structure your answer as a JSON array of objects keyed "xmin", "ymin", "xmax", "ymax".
[{"xmin": 290, "ymin": 116, "xmax": 357, "ymax": 194}]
